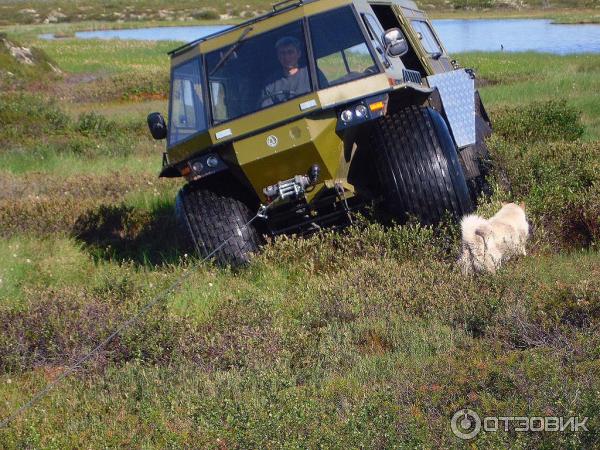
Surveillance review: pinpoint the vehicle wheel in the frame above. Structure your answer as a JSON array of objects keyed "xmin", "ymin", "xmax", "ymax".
[
  {"xmin": 175, "ymin": 181, "xmax": 261, "ymax": 266},
  {"xmin": 370, "ymin": 105, "xmax": 473, "ymax": 224}
]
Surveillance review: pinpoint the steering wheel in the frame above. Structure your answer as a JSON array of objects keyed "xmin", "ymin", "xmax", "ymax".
[
  {"xmin": 263, "ymin": 89, "xmax": 296, "ymax": 104},
  {"xmin": 363, "ymin": 65, "xmax": 379, "ymax": 75}
]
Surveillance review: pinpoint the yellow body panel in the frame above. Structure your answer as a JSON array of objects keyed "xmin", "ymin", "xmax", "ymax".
[
  {"xmin": 317, "ymin": 74, "xmax": 390, "ymax": 107},
  {"xmin": 164, "ymin": 0, "xmax": 447, "ymax": 201},
  {"xmin": 167, "ymin": 73, "xmax": 392, "ymax": 167},
  {"xmin": 167, "ymin": 91, "xmax": 322, "ymax": 165},
  {"xmin": 232, "ymin": 113, "xmax": 345, "ymax": 202}
]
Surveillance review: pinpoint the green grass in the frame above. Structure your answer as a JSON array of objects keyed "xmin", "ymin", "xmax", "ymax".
[
  {"xmin": 46, "ymin": 38, "xmax": 173, "ymax": 75},
  {"xmin": 0, "ymin": 20, "xmax": 599, "ymax": 446},
  {"xmin": 0, "ymin": 237, "xmax": 95, "ymax": 307},
  {"xmin": 33, "ymin": 38, "xmax": 175, "ymax": 75},
  {"xmin": 0, "ymin": 230, "xmax": 598, "ymax": 446},
  {"xmin": 549, "ymin": 10, "xmax": 600, "ymax": 23},
  {"xmin": 0, "ymin": 150, "xmax": 158, "ymax": 175},
  {"xmin": 459, "ymin": 52, "xmax": 600, "ymax": 139},
  {"xmin": 431, "ymin": 7, "xmax": 600, "ymax": 22}
]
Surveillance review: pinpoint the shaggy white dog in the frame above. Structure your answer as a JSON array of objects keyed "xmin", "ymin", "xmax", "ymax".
[{"xmin": 458, "ymin": 203, "xmax": 529, "ymax": 275}]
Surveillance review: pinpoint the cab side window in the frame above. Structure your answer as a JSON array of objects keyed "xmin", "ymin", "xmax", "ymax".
[
  {"xmin": 411, "ymin": 20, "xmax": 443, "ymax": 55},
  {"xmin": 168, "ymin": 58, "xmax": 207, "ymax": 146},
  {"xmin": 309, "ymin": 6, "xmax": 380, "ymax": 88}
]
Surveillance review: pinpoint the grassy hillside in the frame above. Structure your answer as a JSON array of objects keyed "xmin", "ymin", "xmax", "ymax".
[
  {"xmin": 0, "ymin": 32, "xmax": 61, "ymax": 89},
  {"xmin": 0, "ymin": 30, "xmax": 598, "ymax": 447}
]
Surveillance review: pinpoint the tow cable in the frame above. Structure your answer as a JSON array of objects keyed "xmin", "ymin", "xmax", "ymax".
[{"xmin": 0, "ymin": 202, "xmax": 272, "ymax": 429}]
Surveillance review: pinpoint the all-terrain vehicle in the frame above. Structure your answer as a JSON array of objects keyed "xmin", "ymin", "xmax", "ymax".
[{"xmin": 147, "ymin": 0, "xmax": 492, "ymax": 265}]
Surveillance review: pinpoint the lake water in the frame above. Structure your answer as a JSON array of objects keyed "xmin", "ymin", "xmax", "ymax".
[
  {"xmin": 39, "ymin": 19, "xmax": 600, "ymax": 54},
  {"xmin": 434, "ymin": 19, "xmax": 600, "ymax": 54}
]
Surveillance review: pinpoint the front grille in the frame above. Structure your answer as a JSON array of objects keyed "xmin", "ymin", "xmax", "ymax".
[{"xmin": 402, "ymin": 69, "xmax": 422, "ymax": 84}]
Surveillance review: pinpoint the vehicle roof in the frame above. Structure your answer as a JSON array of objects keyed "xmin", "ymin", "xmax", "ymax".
[{"xmin": 169, "ymin": 0, "xmax": 419, "ymax": 57}]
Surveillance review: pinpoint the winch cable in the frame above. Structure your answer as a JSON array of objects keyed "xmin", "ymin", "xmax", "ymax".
[{"xmin": 0, "ymin": 204, "xmax": 269, "ymax": 430}]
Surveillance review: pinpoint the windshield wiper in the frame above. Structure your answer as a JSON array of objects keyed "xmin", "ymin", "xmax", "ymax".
[{"xmin": 209, "ymin": 26, "xmax": 253, "ymax": 76}]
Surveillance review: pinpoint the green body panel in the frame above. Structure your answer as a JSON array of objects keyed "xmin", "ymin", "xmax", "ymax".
[
  {"xmin": 167, "ymin": 74, "xmax": 390, "ymax": 165},
  {"xmin": 232, "ymin": 113, "xmax": 343, "ymax": 202},
  {"xmin": 167, "ymin": 91, "xmax": 322, "ymax": 165}
]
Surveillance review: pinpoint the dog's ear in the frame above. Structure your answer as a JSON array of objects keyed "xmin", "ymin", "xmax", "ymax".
[
  {"xmin": 501, "ymin": 202, "xmax": 508, "ymax": 206},
  {"xmin": 519, "ymin": 201, "xmax": 526, "ymax": 210}
]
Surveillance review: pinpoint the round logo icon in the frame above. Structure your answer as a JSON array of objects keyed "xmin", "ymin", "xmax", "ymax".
[
  {"xmin": 266, "ymin": 135, "xmax": 278, "ymax": 148},
  {"xmin": 451, "ymin": 409, "xmax": 481, "ymax": 440}
]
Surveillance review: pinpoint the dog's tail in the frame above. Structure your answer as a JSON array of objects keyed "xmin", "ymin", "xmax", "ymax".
[
  {"xmin": 459, "ymin": 214, "xmax": 491, "ymax": 275},
  {"xmin": 461, "ymin": 214, "xmax": 493, "ymax": 244}
]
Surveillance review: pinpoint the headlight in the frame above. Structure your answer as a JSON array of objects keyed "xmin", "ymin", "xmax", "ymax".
[
  {"xmin": 340, "ymin": 109, "xmax": 354, "ymax": 123},
  {"xmin": 336, "ymin": 95, "xmax": 388, "ymax": 131},
  {"xmin": 355, "ymin": 104, "xmax": 368, "ymax": 118}
]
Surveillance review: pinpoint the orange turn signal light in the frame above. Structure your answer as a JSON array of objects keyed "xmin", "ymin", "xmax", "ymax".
[{"xmin": 369, "ymin": 101, "xmax": 385, "ymax": 112}]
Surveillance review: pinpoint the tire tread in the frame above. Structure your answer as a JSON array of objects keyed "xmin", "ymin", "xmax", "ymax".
[
  {"xmin": 371, "ymin": 105, "xmax": 473, "ymax": 224},
  {"xmin": 175, "ymin": 183, "xmax": 260, "ymax": 266}
]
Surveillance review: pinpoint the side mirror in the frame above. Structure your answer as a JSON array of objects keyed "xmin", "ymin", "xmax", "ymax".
[
  {"xmin": 383, "ymin": 28, "xmax": 409, "ymax": 58},
  {"xmin": 147, "ymin": 112, "xmax": 167, "ymax": 140}
]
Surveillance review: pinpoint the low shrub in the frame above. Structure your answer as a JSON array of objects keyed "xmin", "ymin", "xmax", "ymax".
[
  {"xmin": 75, "ymin": 111, "xmax": 113, "ymax": 137},
  {"xmin": 112, "ymin": 72, "xmax": 169, "ymax": 101},
  {"xmin": 493, "ymin": 100, "xmax": 584, "ymax": 143},
  {"xmin": 0, "ymin": 94, "xmax": 70, "ymax": 144},
  {"xmin": 191, "ymin": 9, "xmax": 220, "ymax": 20},
  {"xmin": 0, "ymin": 285, "xmax": 188, "ymax": 373},
  {"xmin": 0, "ymin": 93, "xmax": 147, "ymax": 162},
  {"xmin": 452, "ymin": 0, "xmax": 494, "ymax": 9},
  {"xmin": 0, "ymin": 173, "xmax": 151, "ymax": 238},
  {"xmin": 490, "ymin": 138, "xmax": 600, "ymax": 248}
]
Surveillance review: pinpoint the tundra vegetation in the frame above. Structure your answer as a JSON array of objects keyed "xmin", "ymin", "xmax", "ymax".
[
  {"xmin": 0, "ymin": 11, "xmax": 599, "ymax": 448},
  {"xmin": 0, "ymin": 0, "xmax": 599, "ymax": 25}
]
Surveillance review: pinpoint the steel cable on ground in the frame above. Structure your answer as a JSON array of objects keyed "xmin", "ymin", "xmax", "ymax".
[{"xmin": 0, "ymin": 208, "xmax": 266, "ymax": 429}]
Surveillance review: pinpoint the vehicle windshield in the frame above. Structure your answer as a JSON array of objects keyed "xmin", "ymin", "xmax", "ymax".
[
  {"xmin": 206, "ymin": 20, "xmax": 311, "ymax": 125},
  {"xmin": 204, "ymin": 6, "xmax": 380, "ymax": 125}
]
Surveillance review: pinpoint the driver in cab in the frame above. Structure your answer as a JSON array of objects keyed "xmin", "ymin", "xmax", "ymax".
[{"xmin": 260, "ymin": 36, "xmax": 320, "ymax": 107}]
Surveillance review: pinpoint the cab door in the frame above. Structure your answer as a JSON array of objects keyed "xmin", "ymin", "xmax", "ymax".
[
  {"xmin": 358, "ymin": 8, "xmax": 406, "ymax": 81},
  {"xmin": 392, "ymin": 5, "xmax": 453, "ymax": 74}
]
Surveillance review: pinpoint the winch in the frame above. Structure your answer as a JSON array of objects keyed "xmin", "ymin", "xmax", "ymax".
[{"xmin": 263, "ymin": 164, "xmax": 320, "ymax": 204}]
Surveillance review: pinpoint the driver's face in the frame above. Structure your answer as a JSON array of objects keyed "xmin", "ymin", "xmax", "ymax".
[{"xmin": 277, "ymin": 44, "xmax": 301, "ymax": 70}]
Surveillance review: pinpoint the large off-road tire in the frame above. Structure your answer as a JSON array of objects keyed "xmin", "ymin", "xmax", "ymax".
[
  {"xmin": 175, "ymin": 181, "xmax": 261, "ymax": 266},
  {"xmin": 371, "ymin": 105, "xmax": 474, "ymax": 224}
]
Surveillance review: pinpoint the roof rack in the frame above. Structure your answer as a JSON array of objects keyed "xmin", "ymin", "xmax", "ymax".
[
  {"xmin": 168, "ymin": 0, "xmax": 310, "ymax": 56},
  {"xmin": 272, "ymin": 0, "xmax": 304, "ymax": 11}
]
